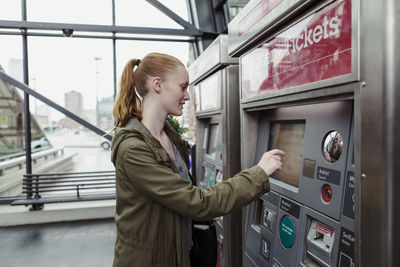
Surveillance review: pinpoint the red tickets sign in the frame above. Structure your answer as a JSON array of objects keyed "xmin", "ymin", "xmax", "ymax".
[
  {"xmin": 241, "ymin": 0, "xmax": 352, "ymax": 99},
  {"xmin": 239, "ymin": 0, "xmax": 284, "ymax": 37}
]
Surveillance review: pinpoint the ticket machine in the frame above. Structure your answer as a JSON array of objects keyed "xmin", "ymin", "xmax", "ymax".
[
  {"xmin": 188, "ymin": 34, "xmax": 241, "ymax": 267},
  {"xmin": 228, "ymin": 0, "xmax": 358, "ymax": 266}
]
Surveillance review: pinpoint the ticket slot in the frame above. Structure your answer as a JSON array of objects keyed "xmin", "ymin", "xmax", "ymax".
[
  {"xmin": 305, "ymin": 219, "xmax": 335, "ymax": 266},
  {"xmin": 254, "ymin": 198, "xmax": 264, "ymax": 227}
]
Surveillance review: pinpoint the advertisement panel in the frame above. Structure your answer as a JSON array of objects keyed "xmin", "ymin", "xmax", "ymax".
[{"xmin": 241, "ymin": 0, "xmax": 352, "ymax": 99}]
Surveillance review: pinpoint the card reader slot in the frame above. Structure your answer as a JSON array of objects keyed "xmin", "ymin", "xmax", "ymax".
[{"xmin": 305, "ymin": 219, "xmax": 335, "ymax": 266}]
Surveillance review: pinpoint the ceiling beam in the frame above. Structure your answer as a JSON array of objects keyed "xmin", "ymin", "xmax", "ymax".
[{"xmin": 0, "ymin": 20, "xmax": 202, "ymax": 37}]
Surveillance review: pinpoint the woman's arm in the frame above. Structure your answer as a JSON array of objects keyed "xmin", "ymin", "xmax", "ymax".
[{"xmin": 121, "ymin": 142, "xmax": 269, "ymax": 221}]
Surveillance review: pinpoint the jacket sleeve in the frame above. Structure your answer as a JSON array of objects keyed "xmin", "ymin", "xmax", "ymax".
[{"xmin": 121, "ymin": 142, "xmax": 270, "ymax": 221}]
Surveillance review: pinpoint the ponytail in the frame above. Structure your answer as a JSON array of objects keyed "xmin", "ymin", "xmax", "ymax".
[{"xmin": 113, "ymin": 59, "xmax": 142, "ymax": 128}]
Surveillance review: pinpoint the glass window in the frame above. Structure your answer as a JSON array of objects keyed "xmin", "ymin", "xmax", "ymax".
[
  {"xmin": 116, "ymin": 40, "xmax": 189, "ymax": 78},
  {"xmin": 27, "ymin": 0, "xmax": 112, "ymax": 25},
  {"xmin": 158, "ymin": 0, "xmax": 189, "ymax": 21},
  {"xmin": 0, "ymin": 77, "xmax": 26, "ymax": 159},
  {"xmin": 116, "ymin": 0, "xmax": 185, "ymax": 29},
  {"xmin": 0, "ymin": 36, "xmax": 23, "ymax": 83},
  {"xmin": 0, "ymin": 68, "xmax": 115, "ymax": 199},
  {"xmin": 28, "ymin": 36, "xmax": 114, "ymax": 132},
  {"xmin": 0, "ymin": 0, "xmax": 21, "ymax": 20}
]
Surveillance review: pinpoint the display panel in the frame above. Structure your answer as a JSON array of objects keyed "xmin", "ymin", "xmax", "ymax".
[
  {"xmin": 268, "ymin": 122, "xmax": 305, "ymax": 187},
  {"xmin": 200, "ymin": 72, "xmax": 221, "ymax": 111},
  {"xmin": 207, "ymin": 124, "xmax": 219, "ymax": 157}
]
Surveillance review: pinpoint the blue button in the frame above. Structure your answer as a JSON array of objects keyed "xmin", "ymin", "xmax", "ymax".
[{"xmin": 279, "ymin": 215, "xmax": 295, "ymax": 249}]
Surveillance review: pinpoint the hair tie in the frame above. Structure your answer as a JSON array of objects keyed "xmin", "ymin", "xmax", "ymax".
[{"xmin": 135, "ymin": 59, "xmax": 141, "ymax": 67}]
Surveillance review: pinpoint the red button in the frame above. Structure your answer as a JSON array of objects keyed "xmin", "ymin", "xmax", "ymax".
[{"xmin": 322, "ymin": 184, "xmax": 333, "ymax": 203}]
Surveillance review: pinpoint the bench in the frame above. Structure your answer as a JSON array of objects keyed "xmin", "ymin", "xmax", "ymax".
[{"xmin": 11, "ymin": 170, "xmax": 116, "ymax": 210}]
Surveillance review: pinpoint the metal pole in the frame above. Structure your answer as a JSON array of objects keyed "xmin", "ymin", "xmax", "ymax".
[
  {"xmin": 384, "ymin": 0, "xmax": 400, "ymax": 265},
  {"xmin": 21, "ymin": 0, "xmax": 32, "ymax": 198},
  {"xmin": 112, "ymin": 0, "xmax": 117, "ymax": 100},
  {"xmin": 113, "ymin": 37, "xmax": 117, "ymax": 100}
]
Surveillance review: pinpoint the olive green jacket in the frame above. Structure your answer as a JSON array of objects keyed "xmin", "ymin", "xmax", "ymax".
[{"xmin": 111, "ymin": 117, "xmax": 270, "ymax": 267}]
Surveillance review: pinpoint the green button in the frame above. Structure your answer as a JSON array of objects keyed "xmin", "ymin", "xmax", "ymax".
[{"xmin": 279, "ymin": 215, "xmax": 295, "ymax": 249}]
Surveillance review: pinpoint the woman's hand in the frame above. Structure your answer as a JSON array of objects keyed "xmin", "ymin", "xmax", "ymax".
[{"xmin": 257, "ymin": 149, "xmax": 286, "ymax": 176}]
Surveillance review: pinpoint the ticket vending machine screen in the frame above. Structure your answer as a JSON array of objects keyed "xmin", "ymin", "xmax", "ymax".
[
  {"xmin": 207, "ymin": 124, "xmax": 219, "ymax": 158},
  {"xmin": 268, "ymin": 122, "xmax": 305, "ymax": 187}
]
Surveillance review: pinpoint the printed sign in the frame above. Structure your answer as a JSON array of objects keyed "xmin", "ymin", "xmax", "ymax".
[
  {"xmin": 337, "ymin": 228, "xmax": 355, "ymax": 266},
  {"xmin": 279, "ymin": 215, "xmax": 295, "ymax": 248},
  {"xmin": 280, "ymin": 197, "xmax": 300, "ymax": 218},
  {"xmin": 241, "ymin": 0, "xmax": 352, "ymax": 99},
  {"xmin": 317, "ymin": 167, "xmax": 341, "ymax": 185},
  {"xmin": 343, "ymin": 171, "xmax": 355, "ymax": 219}
]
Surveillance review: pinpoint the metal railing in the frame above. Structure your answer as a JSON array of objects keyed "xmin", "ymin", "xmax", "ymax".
[{"xmin": 0, "ymin": 147, "xmax": 64, "ymax": 176}]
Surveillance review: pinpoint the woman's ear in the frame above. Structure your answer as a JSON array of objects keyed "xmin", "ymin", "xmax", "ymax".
[{"xmin": 152, "ymin": 77, "xmax": 162, "ymax": 94}]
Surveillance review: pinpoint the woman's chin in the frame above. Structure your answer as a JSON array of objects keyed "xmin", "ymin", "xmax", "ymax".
[{"xmin": 169, "ymin": 111, "xmax": 183, "ymax": 116}]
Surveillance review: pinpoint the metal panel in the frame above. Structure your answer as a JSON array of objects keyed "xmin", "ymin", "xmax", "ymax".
[
  {"xmin": 358, "ymin": 0, "xmax": 400, "ymax": 266},
  {"xmin": 383, "ymin": 1, "xmax": 400, "ymax": 266},
  {"xmin": 241, "ymin": 82, "xmax": 356, "ymax": 111},
  {"xmin": 221, "ymin": 65, "xmax": 241, "ymax": 267},
  {"xmin": 189, "ymin": 34, "xmax": 238, "ymax": 85},
  {"xmin": 358, "ymin": 0, "xmax": 385, "ymax": 266},
  {"xmin": 195, "ymin": 65, "xmax": 241, "ymax": 267}
]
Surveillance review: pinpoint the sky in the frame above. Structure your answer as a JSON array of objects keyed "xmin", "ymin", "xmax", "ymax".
[{"xmin": 0, "ymin": 0, "xmax": 190, "ymax": 121}]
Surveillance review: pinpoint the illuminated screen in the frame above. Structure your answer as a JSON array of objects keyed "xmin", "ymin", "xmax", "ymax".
[
  {"xmin": 268, "ymin": 122, "xmax": 305, "ymax": 187},
  {"xmin": 207, "ymin": 124, "xmax": 219, "ymax": 157}
]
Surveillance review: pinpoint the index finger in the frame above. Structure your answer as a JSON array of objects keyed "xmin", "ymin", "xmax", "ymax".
[{"xmin": 268, "ymin": 149, "xmax": 286, "ymax": 156}]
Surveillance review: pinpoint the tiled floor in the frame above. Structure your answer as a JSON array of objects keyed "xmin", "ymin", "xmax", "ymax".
[{"xmin": 0, "ymin": 219, "xmax": 116, "ymax": 267}]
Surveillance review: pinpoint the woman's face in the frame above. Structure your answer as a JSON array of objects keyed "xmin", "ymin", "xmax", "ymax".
[{"xmin": 161, "ymin": 66, "xmax": 190, "ymax": 116}]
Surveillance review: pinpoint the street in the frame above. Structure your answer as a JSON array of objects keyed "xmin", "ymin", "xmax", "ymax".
[{"xmin": 46, "ymin": 130, "xmax": 114, "ymax": 173}]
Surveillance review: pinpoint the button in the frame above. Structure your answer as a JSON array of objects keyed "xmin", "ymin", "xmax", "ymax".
[
  {"xmin": 322, "ymin": 184, "xmax": 333, "ymax": 203},
  {"xmin": 325, "ymin": 188, "xmax": 332, "ymax": 199}
]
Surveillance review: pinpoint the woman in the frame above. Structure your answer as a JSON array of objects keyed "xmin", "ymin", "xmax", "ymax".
[{"xmin": 111, "ymin": 52, "xmax": 285, "ymax": 266}]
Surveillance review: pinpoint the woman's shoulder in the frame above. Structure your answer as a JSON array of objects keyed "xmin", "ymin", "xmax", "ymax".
[{"xmin": 113, "ymin": 128, "xmax": 149, "ymax": 152}]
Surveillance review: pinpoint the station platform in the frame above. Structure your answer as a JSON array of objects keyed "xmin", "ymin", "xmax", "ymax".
[{"xmin": 0, "ymin": 218, "xmax": 116, "ymax": 267}]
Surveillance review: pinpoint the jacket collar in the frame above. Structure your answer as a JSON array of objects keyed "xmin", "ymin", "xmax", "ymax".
[
  {"xmin": 125, "ymin": 117, "xmax": 184, "ymax": 148},
  {"xmin": 125, "ymin": 117, "xmax": 151, "ymax": 136}
]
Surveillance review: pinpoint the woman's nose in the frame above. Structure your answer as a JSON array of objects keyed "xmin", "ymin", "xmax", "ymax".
[{"xmin": 184, "ymin": 90, "xmax": 190, "ymax": 101}]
